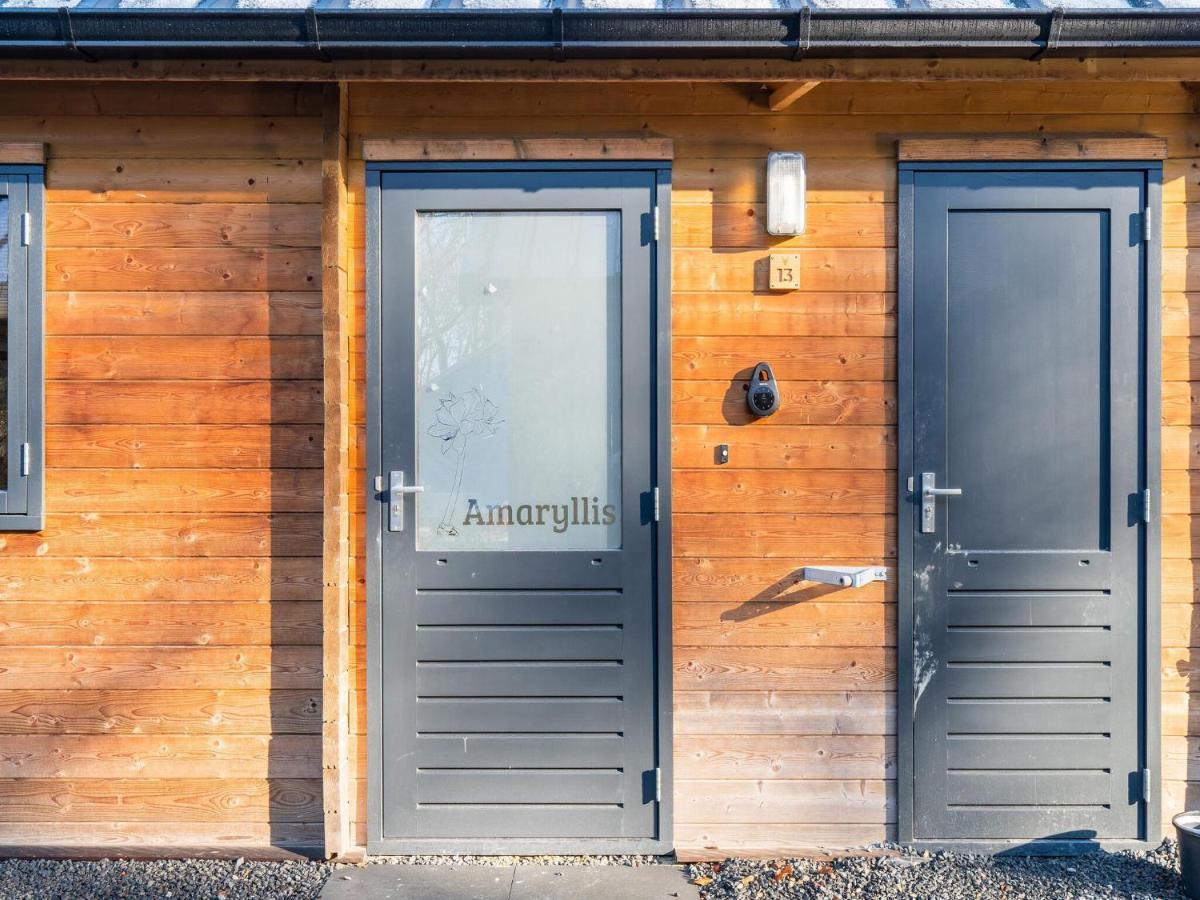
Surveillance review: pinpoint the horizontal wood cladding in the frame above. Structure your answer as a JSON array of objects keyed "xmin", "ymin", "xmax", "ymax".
[
  {"xmin": 361, "ymin": 134, "xmax": 673, "ymax": 161},
  {"xmin": 0, "ymin": 82, "xmax": 326, "ymax": 856},
  {"xmin": 897, "ymin": 134, "xmax": 1168, "ymax": 161},
  {"xmin": 0, "ymin": 142, "xmax": 44, "ymax": 164},
  {"xmin": 346, "ymin": 79, "xmax": 1200, "ymax": 859}
]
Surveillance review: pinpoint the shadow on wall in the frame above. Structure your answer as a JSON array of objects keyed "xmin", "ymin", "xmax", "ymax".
[
  {"xmin": 1172, "ymin": 196, "xmax": 1200, "ymax": 825},
  {"xmin": 266, "ymin": 192, "xmax": 326, "ymax": 857}
]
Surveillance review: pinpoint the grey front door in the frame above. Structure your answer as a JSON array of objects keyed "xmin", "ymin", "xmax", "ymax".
[
  {"xmin": 902, "ymin": 165, "xmax": 1159, "ymax": 845},
  {"xmin": 369, "ymin": 167, "xmax": 667, "ymax": 853}
]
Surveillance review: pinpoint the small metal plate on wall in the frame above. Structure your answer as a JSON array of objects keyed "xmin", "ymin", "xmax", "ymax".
[{"xmin": 768, "ymin": 253, "xmax": 801, "ymax": 291}]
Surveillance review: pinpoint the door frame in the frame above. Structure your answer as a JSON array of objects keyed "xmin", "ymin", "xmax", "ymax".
[
  {"xmin": 896, "ymin": 160, "xmax": 1163, "ymax": 851},
  {"xmin": 363, "ymin": 160, "xmax": 674, "ymax": 854}
]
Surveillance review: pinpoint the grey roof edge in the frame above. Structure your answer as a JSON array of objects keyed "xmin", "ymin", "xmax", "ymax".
[{"xmin": 4, "ymin": 6, "xmax": 1200, "ymax": 60}]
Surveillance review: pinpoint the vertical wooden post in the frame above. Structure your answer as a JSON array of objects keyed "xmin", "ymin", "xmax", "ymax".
[{"xmin": 321, "ymin": 80, "xmax": 356, "ymax": 861}]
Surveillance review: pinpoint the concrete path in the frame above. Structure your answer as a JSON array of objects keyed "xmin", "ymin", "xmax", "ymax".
[{"xmin": 320, "ymin": 864, "xmax": 701, "ymax": 900}]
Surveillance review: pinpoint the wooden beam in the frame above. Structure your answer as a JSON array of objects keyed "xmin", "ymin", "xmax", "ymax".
[
  {"xmin": 768, "ymin": 81, "xmax": 821, "ymax": 111},
  {"xmin": 0, "ymin": 143, "xmax": 44, "ymax": 164},
  {"xmin": 361, "ymin": 134, "xmax": 674, "ymax": 161},
  {"xmin": 1, "ymin": 57, "xmax": 1200, "ymax": 82},
  {"xmin": 320, "ymin": 81, "xmax": 359, "ymax": 863},
  {"xmin": 898, "ymin": 134, "xmax": 1168, "ymax": 161}
]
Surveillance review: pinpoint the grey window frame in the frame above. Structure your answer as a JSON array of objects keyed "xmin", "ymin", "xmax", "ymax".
[{"xmin": 0, "ymin": 166, "xmax": 44, "ymax": 531}]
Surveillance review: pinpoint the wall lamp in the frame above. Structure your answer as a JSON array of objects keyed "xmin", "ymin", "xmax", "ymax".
[{"xmin": 766, "ymin": 151, "xmax": 806, "ymax": 236}]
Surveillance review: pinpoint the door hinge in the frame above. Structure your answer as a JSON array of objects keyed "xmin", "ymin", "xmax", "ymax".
[
  {"xmin": 1142, "ymin": 768, "xmax": 1152, "ymax": 803},
  {"xmin": 1143, "ymin": 488, "xmax": 1152, "ymax": 524},
  {"xmin": 19, "ymin": 212, "xmax": 30, "ymax": 247},
  {"xmin": 19, "ymin": 442, "xmax": 30, "ymax": 477},
  {"xmin": 653, "ymin": 206, "xmax": 660, "ymax": 242},
  {"xmin": 655, "ymin": 767, "xmax": 662, "ymax": 802},
  {"xmin": 1142, "ymin": 207, "xmax": 1152, "ymax": 243},
  {"xmin": 653, "ymin": 486, "xmax": 661, "ymax": 522}
]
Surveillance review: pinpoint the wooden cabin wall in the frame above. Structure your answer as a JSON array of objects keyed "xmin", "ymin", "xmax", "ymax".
[
  {"xmin": 347, "ymin": 80, "xmax": 1200, "ymax": 858},
  {"xmin": 0, "ymin": 82, "xmax": 327, "ymax": 854}
]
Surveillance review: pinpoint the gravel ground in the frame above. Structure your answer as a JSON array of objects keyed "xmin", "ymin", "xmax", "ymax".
[
  {"xmin": 0, "ymin": 858, "xmax": 331, "ymax": 900},
  {"xmin": 685, "ymin": 841, "xmax": 1187, "ymax": 900}
]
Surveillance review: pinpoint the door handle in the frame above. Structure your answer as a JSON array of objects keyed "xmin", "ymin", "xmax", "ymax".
[
  {"xmin": 388, "ymin": 470, "xmax": 425, "ymax": 532},
  {"xmin": 920, "ymin": 472, "xmax": 962, "ymax": 533}
]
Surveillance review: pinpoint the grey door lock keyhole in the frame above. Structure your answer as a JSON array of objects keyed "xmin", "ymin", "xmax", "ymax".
[{"xmin": 747, "ymin": 362, "xmax": 780, "ymax": 417}]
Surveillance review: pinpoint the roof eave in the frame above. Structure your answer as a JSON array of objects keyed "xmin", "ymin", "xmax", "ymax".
[{"xmin": 3, "ymin": 7, "xmax": 1200, "ymax": 62}]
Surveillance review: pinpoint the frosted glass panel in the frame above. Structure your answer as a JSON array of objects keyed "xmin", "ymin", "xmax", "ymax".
[{"xmin": 415, "ymin": 210, "xmax": 621, "ymax": 550}]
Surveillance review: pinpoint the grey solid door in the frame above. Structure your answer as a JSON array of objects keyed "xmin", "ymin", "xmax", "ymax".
[
  {"xmin": 904, "ymin": 166, "xmax": 1158, "ymax": 844},
  {"xmin": 371, "ymin": 168, "xmax": 665, "ymax": 852}
]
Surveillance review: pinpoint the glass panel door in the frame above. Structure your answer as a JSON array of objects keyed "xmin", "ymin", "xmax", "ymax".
[{"xmin": 415, "ymin": 210, "xmax": 623, "ymax": 551}]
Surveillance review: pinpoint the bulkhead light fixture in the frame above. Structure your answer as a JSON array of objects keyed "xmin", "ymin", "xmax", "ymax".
[{"xmin": 766, "ymin": 151, "xmax": 806, "ymax": 236}]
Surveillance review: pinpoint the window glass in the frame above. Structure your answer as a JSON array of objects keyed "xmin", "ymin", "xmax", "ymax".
[{"xmin": 414, "ymin": 210, "xmax": 622, "ymax": 551}]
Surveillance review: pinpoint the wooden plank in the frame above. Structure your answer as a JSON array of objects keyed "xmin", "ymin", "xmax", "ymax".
[
  {"xmin": 674, "ymin": 513, "xmax": 894, "ymax": 559},
  {"xmin": 0, "ymin": 778, "xmax": 322, "ymax": 823},
  {"xmin": 47, "ymin": 291, "xmax": 321, "ymax": 337},
  {"xmin": 350, "ymin": 82, "xmax": 1194, "ymax": 119},
  {"xmin": 674, "ymin": 735, "xmax": 894, "ymax": 780},
  {"xmin": 671, "ymin": 202, "xmax": 894, "ymax": 250},
  {"xmin": 768, "ymin": 81, "xmax": 822, "ymax": 112},
  {"xmin": 1163, "ymin": 515, "xmax": 1200, "ymax": 557},
  {"xmin": 47, "ymin": 469, "xmax": 322, "ymax": 513},
  {"xmin": 46, "ymin": 381, "xmax": 323, "ymax": 425},
  {"xmin": 361, "ymin": 134, "xmax": 673, "ymax": 161},
  {"xmin": 672, "ymin": 156, "xmax": 894, "ymax": 205},
  {"xmin": 0, "ymin": 689, "xmax": 320, "ymax": 735},
  {"xmin": 0, "ymin": 83, "xmax": 322, "ymax": 117},
  {"xmin": 45, "ymin": 425, "xmax": 321, "ymax": 469},
  {"xmin": 1164, "ymin": 603, "xmax": 1200, "ymax": 648},
  {"xmin": 675, "ymin": 647, "xmax": 895, "ymax": 692},
  {"xmin": 46, "ymin": 248, "xmax": 319, "ymax": 293},
  {"xmin": 675, "ymin": 779, "xmax": 892, "ymax": 825},
  {"xmin": 898, "ymin": 134, "xmax": 1168, "ymax": 160},
  {"xmin": 46, "ymin": 203, "xmax": 320, "ymax": 249},
  {"xmin": 673, "ymin": 469, "xmax": 893, "ymax": 513},
  {"xmin": 322, "ymin": 81, "xmax": 357, "ymax": 862},
  {"xmin": 1163, "ymin": 293, "xmax": 1200, "ymax": 337},
  {"xmin": 0, "ymin": 142, "xmax": 43, "ymax": 164},
  {"xmin": 48, "ymin": 336, "xmax": 322, "ymax": 380},
  {"xmin": 0, "ymin": 822, "xmax": 323, "ymax": 854},
  {"xmin": 0, "ymin": 601, "xmax": 321, "ymax": 647},
  {"xmin": 1165, "ymin": 558, "xmax": 1200, "ymax": 604},
  {"xmin": 674, "ymin": 823, "xmax": 891, "ymax": 861},
  {"xmin": 674, "ymin": 337, "xmax": 893, "ymax": 381},
  {"xmin": 48, "ymin": 158, "xmax": 322, "ymax": 204},
  {"xmin": 0, "ymin": 735, "xmax": 320, "ymax": 779},
  {"xmin": 349, "ymin": 113, "xmax": 1200, "ymax": 160},
  {"xmin": 673, "ymin": 248, "xmax": 893, "ymax": 293},
  {"xmin": 0, "ymin": 116, "xmax": 320, "ymax": 158},
  {"xmin": 671, "ymin": 425, "xmax": 894, "ymax": 470},
  {"xmin": 1164, "ymin": 648, "xmax": 1200, "ymax": 692},
  {"xmin": 672, "ymin": 293, "xmax": 895, "ymax": 338},
  {"xmin": 672, "ymin": 380, "xmax": 895, "ymax": 426},
  {"xmin": 673, "ymin": 557, "xmax": 896, "ymax": 604},
  {"xmin": 673, "ymin": 601, "xmax": 894, "ymax": 647},
  {"xmin": 0, "ymin": 647, "xmax": 321, "ymax": 690},
  {"xmin": 1164, "ymin": 736, "xmax": 1200, "ymax": 782},
  {"xmin": 0, "ymin": 556, "xmax": 320, "ymax": 604},
  {"xmin": 0, "ymin": 513, "xmax": 322, "ymax": 558}
]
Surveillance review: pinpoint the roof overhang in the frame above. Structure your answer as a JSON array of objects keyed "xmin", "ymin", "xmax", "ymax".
[{"xmin": 4, "ymin": 7, "xmax": 1200, "ymax": 62}]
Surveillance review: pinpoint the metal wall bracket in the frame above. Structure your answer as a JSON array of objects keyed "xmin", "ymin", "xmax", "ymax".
[{"xmin": 801, "ymin": 565, "xmax": 888, "ymax": 589}]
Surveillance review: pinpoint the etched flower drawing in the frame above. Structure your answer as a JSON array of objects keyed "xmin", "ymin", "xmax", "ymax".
[{"xmin": 426, "ymin": 387, "xmax": 502, "ymax": 536}]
